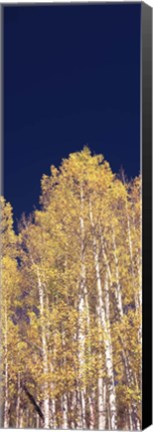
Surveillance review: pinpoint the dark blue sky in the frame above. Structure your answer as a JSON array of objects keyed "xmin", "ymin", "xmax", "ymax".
[{"xmin": 4, "ymin": 3, "xmax": 141, "ymax": 223}]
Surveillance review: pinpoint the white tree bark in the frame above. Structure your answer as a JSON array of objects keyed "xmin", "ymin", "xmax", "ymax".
[
  {"xmin": 51, "ymin": 397, "xmax": 56, "ymax": 428},
  {"xmin": 112, "ymin": 229, "xmax": 124, "ymax": 317},
  {"xmin": 49, "ymin": 358, "xmax": 56, "ymax": 428},
  {"xmin": 102, "ymin": 234, "xmax": 134, "ymax": 429},
  {"xmin": 77, "ymin": 292, "xmax": 86, "ymax": 429},
  {"xmin": 70, "ymin": 391, "xmax": 77, "ymax": 428},
  {"xmin": 98, "ymin": 373, "xmax": 106, "ymax": 429},
  {"xmin": 61, "ymin": 328, "xmax": 68, "ymax": 429},
  {"xmin": 26, "ymin": 407, "xmax": 29, "ymax": 427},
  {"xmin": 48, "ymin": 324, "xmax": 56, "ymax": 427},
  {"xmin": 96, "ymin": 299, "xmax": 106, "ymax": 430},
  {"xmin": 101, "ymin": 228, "xmax": 123, "ymax": 318},
  {"xmin": 123, "ymin": 205, "xmax": 141, "ymax": 428},
  {"xmin": 89, "ymin": 202, "xmax": 117, "ymax": 430},
  {"xmin": 16, "ymin": 372, "xmax": 21, "ymax": 428},
  {"xmin": 61, "ymin": 394, "xmax": 68, "ymax": 429},
  {"xmin": 36, "ymin": 412, "xmax": 40, "ymax": 428},
  {"xmin": 88, "ymin": 390, "xmax": 95, "ymax": 430},
  {"xmin": 111, "ymin": 228, "xmax": 139, "ymax": 429},
  {"xmin": 19, "ymin": 407, "xmax": 23, "ymax": 428},
  {"xmin": 77, "ymin": 185, "xmax": 87, "ymax": 429},
  {"xmin": 37, "ymin": 269, "xmax": 50, "ymax": 428}
]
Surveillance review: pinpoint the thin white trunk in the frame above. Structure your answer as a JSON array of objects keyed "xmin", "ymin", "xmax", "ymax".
[
  {"xmin": 98, "ymin": 374, "xmax": 106, "ymax": 430},
  {"xmin": 61, "ymin": 329, "xmax": 68, "ymax": 429},
  {"xmin": 101, "ymin": 230, "xmax": 128, "ymax": 428},
  {"xmin": 96, "ymin": 300, "xmax": 106, "ymax": 430},
  {"xmin": 77, "ymin": 185, "xmax": 87, "ymax": 429},
  {"xmin": 112, "ymin": 229, "xmax": 124, "ymax": 317},
  {"xmin": 107, "ymin": 406, "xmax": 111, "ymax": 430},
  {"xmin": 81, "ymin": 388, "xmax": 86, "ymax": 429},
  {"xmin": 51, "ymin": 398, "xmax": 56, "ymax": 428},
  {"xmin": 103, "ymin": 275, "xmax": 117, "ymax": 430},
  {"xmin": 29, "ymin": 250, "xmax": 50, "ymax": 428},
  {"xmin": 126, "ymin": 199, "xmax": 133, "ymax": 266},
  {"xmin": 47, "ymin": 292, "xmax": 56, "ymax": 429},
  {"xmin": 83, "ymin": 265, "xmax": 94, "ymax": 429},
  {"xmin": 61, "ymin": 394, "xmax": 68, "ymax": 429},
  {"xmin": 49, "ymin": 359, "xmax": 56, "ymax": 428},
  {"xmin": 128, "ymin": 407, "xmax": 133, "ymax": 431},
  {"xmin": 88, "ymin": 390, "xmax": 95, "ymax": 430},
  {"xmin": 37, "ymin": 269, "xmax": 50, "ymax": 428},
  {"xmin": 19, "ymin": 407, "xmax": 23, "ymax": 428},
  {"xmin": 77, "ymin": 293, "xmax": 86, "ymax": 429},
  {"xmin": 70, "ymin": 391, "xmax": 77, "ymax": 428},
  {"xmin": 112, "ymin": 231, "xmax": 137, "ymax": 428},
  {"xmin": 76, "ymin": 390, "xmax": 82, "ymax": 429},
  {"xmin": 124, "ymin": 207, "xmax": 141, "ymax": 427},
  {"xmin": 102, "ymin": 228, "xmax": 138, "ymax": 429},
  {"xmin": 89, "ymin": 203, "xmax": 117, "ymax": 430},
  {"xmin": 26, "ymin": 407, "xmax": 29, "ymax": 427},
  {"xmin": 36, "ymin": 413, "xmax": 40, "ymax": 428},
  {"xmin": 49, "ymin": 344, "xmax": 56, "ymax": 427},
  {"xmin": 101, "ymin": 228, "xmax": 123, "ymax": 318},
  {"xmin": 83, "ymin": 281, "xmax": 94, "ymax": 428},
  {"xmin": 16, "ymin": 372, "xmax": 21, "ymax": 428}
]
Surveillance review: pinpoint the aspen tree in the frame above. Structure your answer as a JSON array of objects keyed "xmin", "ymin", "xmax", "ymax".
[{"xmin": 1, "ymin": 148, "xmax": 141, "ymax": 429}]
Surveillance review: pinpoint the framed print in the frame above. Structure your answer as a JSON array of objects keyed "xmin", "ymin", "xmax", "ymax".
[{"xmin": 0, "ymin": 2, "xmax": 152, "ymax": 430}]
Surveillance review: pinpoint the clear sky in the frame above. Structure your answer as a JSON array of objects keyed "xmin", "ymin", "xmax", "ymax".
[{"xmin": 4, "ymin": 3, "xmax": 141, "ymax": 224}]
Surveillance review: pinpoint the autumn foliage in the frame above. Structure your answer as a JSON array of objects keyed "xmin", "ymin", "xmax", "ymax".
[{"xmin": 0, "ymin": 148, "xmax": 141, "ymax": 429}]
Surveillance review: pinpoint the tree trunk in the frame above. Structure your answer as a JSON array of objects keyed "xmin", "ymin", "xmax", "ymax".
[
  {"xmin": 61, "ymin": 394, "xmax": 68, "ymax": 429},
  {"xmin": 36, "ymin": 412, "xmax": 40, "ymax": 428},
  {"xmin": 48, "ymin": 339, "xmax": 56, "ymax": 427},
  {"xmin": 98, "ymin": 374, "xmax": 106, "ymax": 430},
  {"xmin": 89, "ymin": 202, "xmax": 117, "ymax": 430},
  {"xmin": 88, "ymin": 390, "xmax": 95, "ymax": 430},
  {"xmin": 49, "ymin": 358, "xmax": 56, "ymax": 428},
  {"xmin": 112, "ymin": 228, "xmax": 140, "ymax": 429},
  {"xmin": 76, "ymin": 185, "xmax": 87, "ymax": 429},
  {"xmin": 77, "ymin": 292, "xmax": 86, "ymax": 429},
  {"xmin": 50, "ymin": 397, "xmax": 56, "ymax": 428},
  {"xmin": 26, "ymin": 408, "xmax": 29, "ymax": 427},
  {"xmin": 16, "ymin": 372, "xmax": 21, "ymax": 428},
  {"xmin": 96, "ymin": 299, "xmax": 106, "ymax": 430},
  {"xmin": 112, "ymin": 229, "xmax": 124, "ymax": 317},
  {"xmin": 101, "ymin": 228, "xmax": 123, "ymax": 318},
  {"xmin": 37, "ymin": 269, "xmax": 50, "ymax": 428},
  {"xmin": 61, "ymin": 328, "xmax": 68, "ymax": 429},
  {"xmin": 19, "ymin": 407, "xmax": 23, "ymax": 428},
  {"xmin": 70, "ymin": 391, "xmax": 76, "ymax": 428}
]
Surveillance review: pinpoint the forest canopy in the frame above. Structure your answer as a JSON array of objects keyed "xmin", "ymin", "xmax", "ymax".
[{"xmin": 0, "ymin": 147, "xmax": 141, "ymax": 429}]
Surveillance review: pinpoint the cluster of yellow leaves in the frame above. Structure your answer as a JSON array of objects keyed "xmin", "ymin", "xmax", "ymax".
[{"xmin": 0, "ymin": 148, "xmax": 141, "ymax": 428}]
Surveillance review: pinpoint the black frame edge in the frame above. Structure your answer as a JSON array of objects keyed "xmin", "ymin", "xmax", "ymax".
[{"xmin": 142, "ymin": 2, "xmax": 152, "ymax": 430}]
